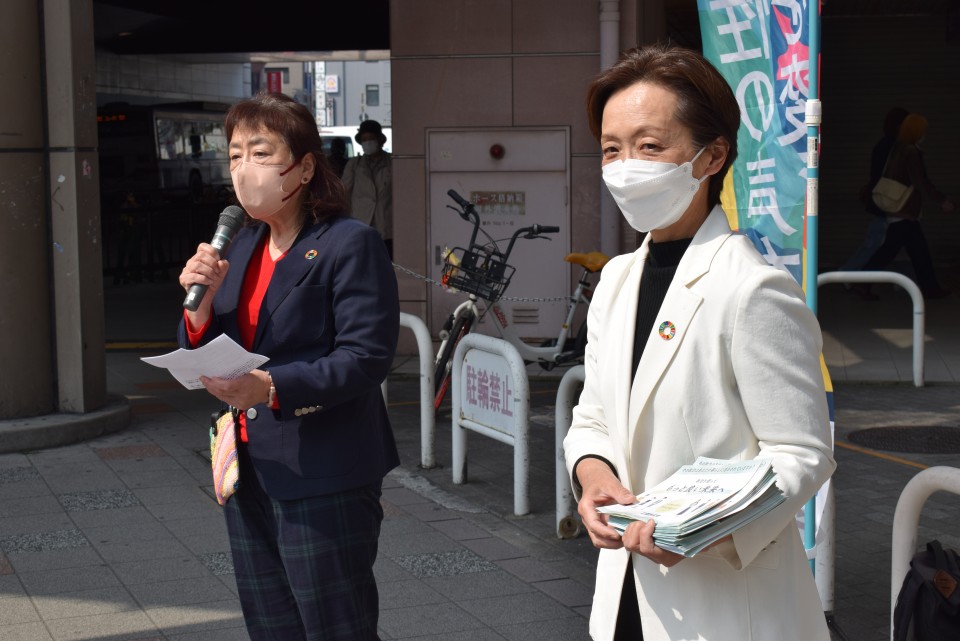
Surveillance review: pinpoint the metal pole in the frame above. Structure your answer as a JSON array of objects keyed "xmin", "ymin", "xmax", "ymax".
[
  {"xmin": 803, "ymin": 0, "xmax": 823, "ymax": 574},
  {"xmin": 555, "ymin": 366, "xmax": 585, "ymax": 539}
]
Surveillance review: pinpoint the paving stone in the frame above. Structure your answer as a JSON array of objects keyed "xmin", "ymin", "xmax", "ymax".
[
  {"xmin": 0, "ymin": 596, "xmax": 39, "ymax": 625},
  {"xmin": 0, "ymin": 467, "xmax": 40, "ymax": 485},
  {"xmin": 393, "ymin": 629, "xmax": 508, "ymax": 641},
  {"xmin": 127, "ymin": 576, "xmax": 237, "ymax": 609},
  {"xmin": 19, "ymin": 564, "xmax": 119, "ymax": 596},
  {"xmin": 31, "ymin": 586, "xmax": 139, "ymax": 620},
  {"xmin": 378, "ymin": 601, "xmax": 484, "ymax": 639},
  {"xmin": 373, "ymin": 557, "xmax": 416, "ymax": 584},
  {"xmin": 6, "ymin": 547, "xmax": 104, "ymax": 574},
  {"xmin": 112, "ymin": 556, "xmax": 210, "ymax": 586},
  {"xmin": 94, "ymin": 444, "xmax": 168, "ymax": 461},
  {"xmin": 0, "ymin": 496, "xmax": 65, "ymax": 519},
  {"xmin": 378, "ymin": 578, "xmax": 448, "ymax": 610},
  {"xmin": 0, "ymin": 529, "xmax": 88, "ymax": 554},
  {"xmin": 496, "ymin": 556, "xmax": 568, "ymax": 583},
  {"xmin": 497, "ymin": 614, "xmax": 591, "ymax": 641},
  {"xmin": 199, "ymin": 552, "xmax": 234, "ymax": 576},
  {"xmin": 422, "ymin": 569, "xmax": 533, "ymax": 601},
  {"xmin": 145, "ymin": 599, "xmax": 245, "ymax": 636},
  {"xmin": 531, "ymin": 577, "xmax": 593, "ymax": 607},
  {"xmin": 379, "ymin": 530, "xmax": 465, "ymax": 558},
  {"xmin": 0, "ymin": 622, "xmax": 54, "ymax": 641},
  {"xmin": 58, "ymin": 489, "xmax": 142, "ymax": 512},
  {"xmin": 0, "ymin": 480, "xmax": 51, "ymax": 501},
  {"xmin": 428, "ymin": 518, "xmax": 492, "ymax": 541},
  {"xmin": 0, "ymin": 514, "xmax": 76, "ymax": 538},
  {"xmin": 461, "ymin": 536, "xmax": 528, "ymax": 561},
  {"xmin": 459, "ymin": 591, "xmax": 577, "ymax": 627},
  {"xmin": 44, "ymin": 609, "xmax": 160, "ymax": 641},
  {"xmin": 166, "ymin": 626, "xmax": 251, "ymax": 641},
  {"xmin": 0, "ymin": 552, "xmax": 13, "ymax": 575},
  {"xmin": 393, "ymin": 549, "xmax": 498, "ymax": 579}
]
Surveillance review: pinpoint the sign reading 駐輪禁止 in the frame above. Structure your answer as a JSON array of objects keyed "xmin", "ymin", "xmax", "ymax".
[
  {"xmin": 460, "ymin": 349, "xmax": 515, "ymax": 435},
  {"xmin": 698, "ymin": 0, "xmax": 818, "ymax": 286}
]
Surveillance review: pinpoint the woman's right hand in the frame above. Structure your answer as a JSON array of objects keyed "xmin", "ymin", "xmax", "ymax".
[
  {"xmin": 179, "ymin": 243, "xmax": 229, "ymax": 328},
  {"xmin": 576, "ymin": 458, "xmax": 637, "ymax": 550}
]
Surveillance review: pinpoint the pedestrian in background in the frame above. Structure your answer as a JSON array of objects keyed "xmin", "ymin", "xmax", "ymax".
[
  {"xmin": 342, "ymin": 119, "xmax": 393, "ymax": 258},
  {"xmin": 860, "ymin": 112, "xmax": 955, "ymax": 299},
  {"xmin": 840, "ymin": 107, "xmax": 909, "ymax": 299}
]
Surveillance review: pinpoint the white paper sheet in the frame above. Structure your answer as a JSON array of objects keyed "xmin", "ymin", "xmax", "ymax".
[{"xmin": 140, "ymin": 334, "xmax": 269, "ymax": 390}]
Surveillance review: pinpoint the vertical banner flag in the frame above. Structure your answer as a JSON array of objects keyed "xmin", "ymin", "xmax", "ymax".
[
  {"xmin": 699, "ymin": 1, "xmax": 830, "ymax": 572},
  {"xmin": 698, "ymin": 0, "xmax": 817, "ymax": 286}
]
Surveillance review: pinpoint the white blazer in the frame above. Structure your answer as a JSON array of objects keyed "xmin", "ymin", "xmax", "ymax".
[{"xmin": 564, "ymin": 207, "xmax": 836, "ymax": 641}]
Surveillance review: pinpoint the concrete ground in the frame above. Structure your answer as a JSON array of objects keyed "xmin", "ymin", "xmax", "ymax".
[{"xmin": 0, "ymin": 273, "xmax": 958, "ymax": 641}]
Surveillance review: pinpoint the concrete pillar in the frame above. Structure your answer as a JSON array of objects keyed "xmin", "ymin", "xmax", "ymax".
[
  {"xmin": 44, "ymin": 0, "xmax": 106, "ymax": 413},
  {"xmin": 0, "ymin": 0, "xmax": 105, "ymax": 420},
  {"xmin": 0, "ymin": 0, "xmax": 54, "ymax": 419}
]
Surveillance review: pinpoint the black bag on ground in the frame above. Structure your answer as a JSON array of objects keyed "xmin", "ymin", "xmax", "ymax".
[{"xmin": 893, "ymin": 540, "xmax": 960, "ymax": 641}]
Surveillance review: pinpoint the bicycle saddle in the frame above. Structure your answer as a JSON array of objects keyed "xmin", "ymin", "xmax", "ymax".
[{"xmin": 564, "ymin": 251, "xmax": 611, "ymax": 273}]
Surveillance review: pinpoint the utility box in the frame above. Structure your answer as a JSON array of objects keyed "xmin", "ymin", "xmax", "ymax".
[{"xmin": 427, "ymin": 127, "xmax": 570, "ymax": 340}]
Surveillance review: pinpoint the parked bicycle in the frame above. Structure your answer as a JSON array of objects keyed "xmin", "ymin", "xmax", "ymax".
[{"xmin": 433, "ymin": 189, "xmax": 609, "ymax": 411}]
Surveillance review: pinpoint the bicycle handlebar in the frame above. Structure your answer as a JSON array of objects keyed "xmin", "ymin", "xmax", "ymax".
[
  {"xmin": 446, "ymin": 189, "xmax": 559, "ymax": 263},
  {"xmin": 447, "ymin": 189, "xmax": 473, "ymax": 212}
]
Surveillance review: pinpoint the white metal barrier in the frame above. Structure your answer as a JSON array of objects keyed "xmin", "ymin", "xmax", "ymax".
[
  {"xmin": 817, "ymin": 271, "xmax": 925, "ymax": 387},
  {"xmin": 394, "ymin": 312, "xmax": 436, "ymax": 469},
  {"xmin": 451, "ymin": 333, "xmax": 530, "ymax": 516},
  {"xmin": 889, "ymin": 466, "xmax": 960, "ymax": 640},
  {"xmin": 555, "ymin": 365, "xmax": 584, "ymax": 539}
]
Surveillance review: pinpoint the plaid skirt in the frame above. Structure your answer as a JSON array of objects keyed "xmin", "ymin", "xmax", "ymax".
[{"xmin": 224, "ymin": 442, "xmax": 384, "ymax": 641}]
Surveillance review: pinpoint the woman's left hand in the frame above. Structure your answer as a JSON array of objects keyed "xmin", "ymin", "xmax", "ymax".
[
  {"xmin": 621, "ymin": 519, "xmax": 685, "ymax": 568},
  {"xmin": 200, "ymin": 371, "xmax": 270, "ymax": 410}
]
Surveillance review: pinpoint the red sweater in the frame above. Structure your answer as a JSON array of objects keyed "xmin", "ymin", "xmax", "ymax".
[{"xmin": 186, "ymin": 237, "xmax": 283, "ymax": 441}]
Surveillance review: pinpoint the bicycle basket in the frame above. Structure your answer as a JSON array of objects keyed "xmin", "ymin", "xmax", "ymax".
[{"xmin": 441, "ymin": 246, "xmax": 515, "ymax": 302}]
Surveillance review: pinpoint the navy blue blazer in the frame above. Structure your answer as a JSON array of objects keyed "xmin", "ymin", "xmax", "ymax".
[{"xmin": 178, "ymin": 215, "xmax": 400, "ymax": 500}]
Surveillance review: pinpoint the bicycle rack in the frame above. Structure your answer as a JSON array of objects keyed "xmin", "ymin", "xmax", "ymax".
[
  {"xmin": 391, "ymin": 312, "xmax": 436, "ymax": 469},
  {"xmin": 889, "ymin": 466, "xmax": 960, "ymax": 640},
  {"xmin": 555, "ymin": 365, "xmax": 584, "ymax": 539},
  {"xmin": 817, "ymin": 271, "xmax": 925, "ymax": 387},
  {"xmin": 451, "ymin": 333, "xmax": 530, "ymax": 516}
]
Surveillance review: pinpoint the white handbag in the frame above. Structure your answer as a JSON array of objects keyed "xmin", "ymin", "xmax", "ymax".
[{"xmin": 872, "ymin": 152, "xmax": 913, "ymax": 214}]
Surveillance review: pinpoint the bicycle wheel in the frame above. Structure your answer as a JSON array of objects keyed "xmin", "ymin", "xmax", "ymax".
[{"xmin": 434, "ymin": 313, "xmax": 474, "ymax": 411}]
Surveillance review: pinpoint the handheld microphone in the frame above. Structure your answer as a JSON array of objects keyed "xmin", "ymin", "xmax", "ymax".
[{"xmin": 183, "ymin": 205, "xmax": 246, "ymax": 311}]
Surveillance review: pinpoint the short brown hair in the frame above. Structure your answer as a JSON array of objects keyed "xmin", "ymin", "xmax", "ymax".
[
  {"xmin": 225, "ymin": 92, "xmax": 347, "ymax": 223},
  {"xmin": 586, "ymin": 44, "xmax": 740, "ymax": 209}
]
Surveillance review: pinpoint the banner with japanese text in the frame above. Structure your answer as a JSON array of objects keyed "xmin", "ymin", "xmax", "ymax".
[{"xmin": 698, "ymin": 0, "xmax": 818, "ymax": 286}]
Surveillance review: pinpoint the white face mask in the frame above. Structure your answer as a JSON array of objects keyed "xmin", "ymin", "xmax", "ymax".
[
  {"xmin": 361, "ymin": 140, "xmax": 380, "ymax": 155},
  {"xmin": 231, "ymin": 160, "xmax": 302, "ymax": 219},
  {"xmin": 601, "ymin": 148, "xmax": 707, "ymax": 233}
]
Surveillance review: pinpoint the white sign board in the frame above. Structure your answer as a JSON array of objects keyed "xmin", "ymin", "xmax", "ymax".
[{"xmin": 460, "ymin": 348, "xmax": 516, "ymax": 436}]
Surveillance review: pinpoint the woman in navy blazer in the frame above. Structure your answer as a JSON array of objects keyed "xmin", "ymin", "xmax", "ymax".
[{"xmin": 178, "ymin": 93, "xmax": 399, "ymax": 641}]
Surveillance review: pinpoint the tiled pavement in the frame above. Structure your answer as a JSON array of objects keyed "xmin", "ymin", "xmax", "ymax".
[{"xmin": 0, "ymin": 275, "xmax": 958, "ymax": 641}]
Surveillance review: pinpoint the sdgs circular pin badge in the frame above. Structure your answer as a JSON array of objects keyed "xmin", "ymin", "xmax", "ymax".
[
  {"xmin": 658, "ymin": 320, "xmax": 676, "ymax": 341},
  {"xmin": 304, "ymin": 249, "xmax": 318, "ymax": 260}
]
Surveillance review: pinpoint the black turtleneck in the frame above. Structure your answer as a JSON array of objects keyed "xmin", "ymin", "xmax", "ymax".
[{"xmin": 631, "ymin": 237, "xmax": 693, "ymax": 376}]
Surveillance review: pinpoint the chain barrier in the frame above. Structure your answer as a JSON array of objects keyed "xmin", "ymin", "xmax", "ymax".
[{"xmin": 392, "ymin": 263, "xmax": 570, "ymax": 303}]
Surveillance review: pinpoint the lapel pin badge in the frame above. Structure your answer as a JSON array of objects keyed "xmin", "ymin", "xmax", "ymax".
[
  {"xmin": 304, "ymin": 249, "xmax": 318, "ymax": 260},
  {"xmin": 658, "ymin": 320, "xmax": 676, "ymax": 341}
]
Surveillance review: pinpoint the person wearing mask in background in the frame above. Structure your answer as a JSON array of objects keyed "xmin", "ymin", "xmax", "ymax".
[
  {"xmin": 342, "ymin": 119, "xmax": 393, "ymax": 258},
  {"xmin": 840, "ymin": 107, "xmax": 908, "ymax": 300},
  {"xmin": 563, "ymin": 44, "xmax": 835, "ymax": 641},
  {"xmin": 177, "ymin": 92, "xmax": 399, "ymax": 641},
  {"xmin": 860, "ymin": 112, "xmax": 955, "ymax": 300}
]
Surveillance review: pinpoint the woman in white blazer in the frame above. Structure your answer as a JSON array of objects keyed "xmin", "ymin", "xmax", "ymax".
[{"xmin": 563, "ymin": 45, "xmax": 836, "ymax": 641}]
